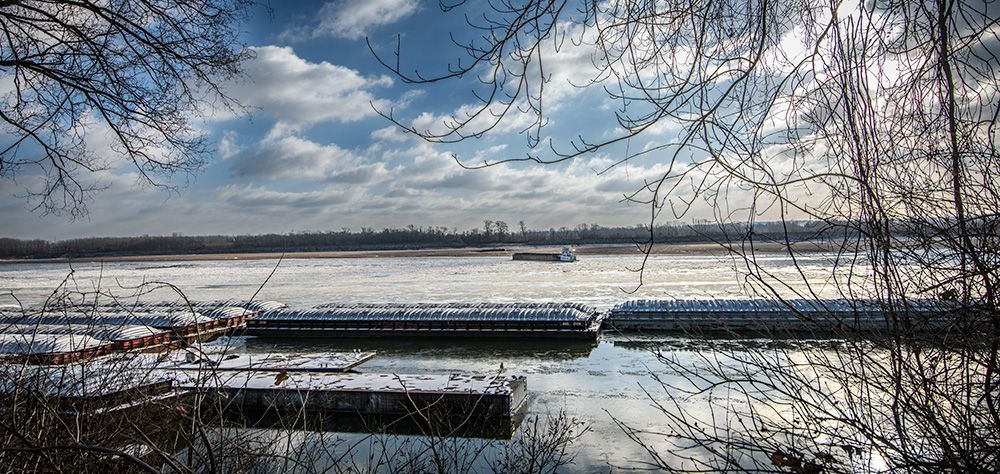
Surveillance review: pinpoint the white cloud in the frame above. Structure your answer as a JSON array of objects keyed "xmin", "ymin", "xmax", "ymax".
[
  {"xmin": 283, "ymin": 0, "xmax": 419, "ymax": 41},
  {"xmin": 392, "ymin": 22, "xmax": 603, "ymax": 145},
  {"xmin": 218, "ymin": 131, "xmax": 241, "ymax": 160},
  {"xmin": 409, "ymin": 101, "xmax": 538, "ymax": 140},
  {"xmin": 533, "ymin": 22, "xmax": 603, "ymax": 104},
  {"xmin": 1, "ymin": 147, "xmax": 673, "ymax": 238},
  {"xmin": 225, "ymin": 46, "xmax": 392, "ymax": 129},
  {"xmin": 231, "ymin": 134, "xmax": 388, "ymax": 183},
  {"xmin": 370, "ymin": 126, "xmax": 411, "ymax": 143},
  {"xmin": 217, "ymin": 184, "xmax": 357, "ymax": 210},
  {"xmin": 643, "ymin": 118, "xmax": 684, "ymax": 136}
]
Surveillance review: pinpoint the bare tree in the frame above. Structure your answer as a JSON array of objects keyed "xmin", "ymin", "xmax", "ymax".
[
  {"xmin": 0, "ymin": 0, "xmax": 252, "ymax": 216},
  {"xmin": 377, "ymin": 0, "xmax": 1000, "ymax": 471},
  {"xmin": 495, "ymin": 220, "xmax": 509, "ymax": 240}
]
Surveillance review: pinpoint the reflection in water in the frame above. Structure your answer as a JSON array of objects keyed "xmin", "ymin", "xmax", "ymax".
[
  {"xmin": 197, "ymin": 414, "xmax": 588, "ymax": 473},
  {"xmin": 212, "ymin": 333, "xmax": 794, "ymax": 470},
  {"xmin": 606, "ymin": 332, "xmax": 848, "ymax": 352},
  {"xmin": 216, "ymin": 405, "xmax": 525, "ymax": 440},
  {"xmin": 244, "ymin": 336, "xmax": 599, "ymax": 361}
]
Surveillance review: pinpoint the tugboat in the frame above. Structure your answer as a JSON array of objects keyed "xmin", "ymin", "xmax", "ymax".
[
  {"xmin": 558, "ymin": 246, "xmax": 577, "ymax": 262},
  {"xmin": 512, "ymin": 246, "xmax": 577, "ymax": 262}
]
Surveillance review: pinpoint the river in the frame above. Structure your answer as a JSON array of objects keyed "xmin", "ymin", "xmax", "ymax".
[{"xmin": 1, "ymin": 253, "xmax": 849, "ymax": 471}]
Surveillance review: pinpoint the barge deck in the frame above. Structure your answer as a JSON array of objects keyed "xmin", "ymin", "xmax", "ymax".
[
  {"xmin": 247, "ymin": 302, "xmax": 601, "ymax": 340},
  {"xmin": 606, "ymin": 298, "xmax": 959, "ymax": 333}
]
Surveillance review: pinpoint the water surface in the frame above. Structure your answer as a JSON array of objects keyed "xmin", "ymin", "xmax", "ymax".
[{"xmin": 0, "ymin": 253, "xmax": 847, "ymax": 471}]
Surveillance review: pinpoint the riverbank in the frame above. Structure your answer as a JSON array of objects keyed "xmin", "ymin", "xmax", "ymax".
[{"xmin": 0, "ymin": 240, "xmax": 839, "ymax": 264}]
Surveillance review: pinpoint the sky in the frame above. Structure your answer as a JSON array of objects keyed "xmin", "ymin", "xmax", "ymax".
[{"xmin": 1, "ymin": 1, "xmax": 709, "ymax": 240}]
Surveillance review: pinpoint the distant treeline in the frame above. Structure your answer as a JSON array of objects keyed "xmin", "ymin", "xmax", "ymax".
[{"xmin": 0, "ymin": 220, "xmax": 839, "ymax": 259}]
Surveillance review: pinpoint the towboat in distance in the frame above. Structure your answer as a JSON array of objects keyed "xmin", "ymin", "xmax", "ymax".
[{"xmin": 512, "ymin": 247, "xmax": 577, "ymax": 262}]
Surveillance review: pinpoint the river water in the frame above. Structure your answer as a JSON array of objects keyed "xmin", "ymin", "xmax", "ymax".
[
  {"xmin": 0, "ymin": 253, "xmax": 850, "ymax": 471},
  {"xmin": 0, "ymin": 253, "xmax": 847, "ymax": 308}
]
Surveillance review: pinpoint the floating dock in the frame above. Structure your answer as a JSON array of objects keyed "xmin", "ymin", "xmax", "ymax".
[
  {"xmin": 0, "ymin": 361, "xmax": 181, "ymax": 413},
  {"xmin": 49, "ymin": 363, "xmax": 524, "ymax": 425},
  {"xmin": 187, "ymin": 370, "xmax": 528, "ymax": 437},
  {"xmin": 246, "ymin": 302, "xmax": 601, "ymax": 339},
  {"xmin": 184, "ymin": 371, "xmax": 527, "ymax": 422},
  {"xmin": 3, "ymin": 349, "xmax": 526, "ymax": 437},
  {"xmin": 606, "ymin": 298, "xmax": 955, "ymax": 333}
]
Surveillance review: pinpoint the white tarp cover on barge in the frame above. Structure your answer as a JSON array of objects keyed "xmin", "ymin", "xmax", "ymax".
[
  {"xmin": 611, "ymin": 298, "xmax": 949, "ymax": 314},
  {"xmin": 278, "ymin": 302, "xmax": 598, "ymax": 322},
  {"xmin": 95, "ymin": 299, "xmax": 283, "ymax": 314},
  {"xmin": 0, "ymin": 304, "xmax": 253, "ymax": 359},
  {"xmin": 247, "ymin": 302, "xmax": 601, "ymax": 339},
  {"xmin": 0, "ymin": 324, "xmax": 166, "ymax": 342},
  {"xmin": 1, "ymin": 300, "xmax": 283, "ymax": 326},
  {"xmin": 0, "ymin": 333, "xmax": 110, "ymax": 356},
  {"xmin": 92, "ymin": 302, "xmax": 258, "ymax": 323},
  {"xmin": 0, "ymin": 310, "xmax": 215, "ymax": 330}
]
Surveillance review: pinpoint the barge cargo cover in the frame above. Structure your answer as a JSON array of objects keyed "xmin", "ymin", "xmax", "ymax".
[{"xmin": 247, "ymin": 302, "xmax": 600, "ymax": 339}]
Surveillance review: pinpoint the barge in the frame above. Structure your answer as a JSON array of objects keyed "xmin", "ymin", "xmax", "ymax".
[
  {"xmin": 0, "ymin": 324, "xmax": 171, "ymax": 351},
  {"xmin": 0, "ymin": 300, "xmax": 288, "ymax": 363},
  {"xmin": 605, "ymin": 298, "xmax": 956, "ymax": 334},
  {"xmin": 182, "ymin": 371, "xmax": 527, "ymax": 424},
  {"xmin": 3, "ymin": 350, "xmax": 526, "ymax": 424},
  {"xmin": 246, "ymin": 302, "xmax": 601, "ymax": 339},
  {"xmin": 0, "ymin": 333, "xmax": 114, "ymax": 364},
  {"xmin": 512, "ymin": 247, "xmax": 577, "ymax": 262}
]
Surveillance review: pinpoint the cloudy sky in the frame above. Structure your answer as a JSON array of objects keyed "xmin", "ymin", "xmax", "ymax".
[{"xmin": 2, "ymin": 1, "xmax": 694, "ymax": 240}]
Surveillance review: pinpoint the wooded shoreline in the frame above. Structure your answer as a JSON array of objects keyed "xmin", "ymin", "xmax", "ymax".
[{"xmin": 0, "ymin": 241, "xmax": 840, "ymax": 264}]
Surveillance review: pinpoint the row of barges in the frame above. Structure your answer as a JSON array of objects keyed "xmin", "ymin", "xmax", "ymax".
[{"xmin": 1, "ymin": 297, "xmax": 968, "ymax": 363}]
